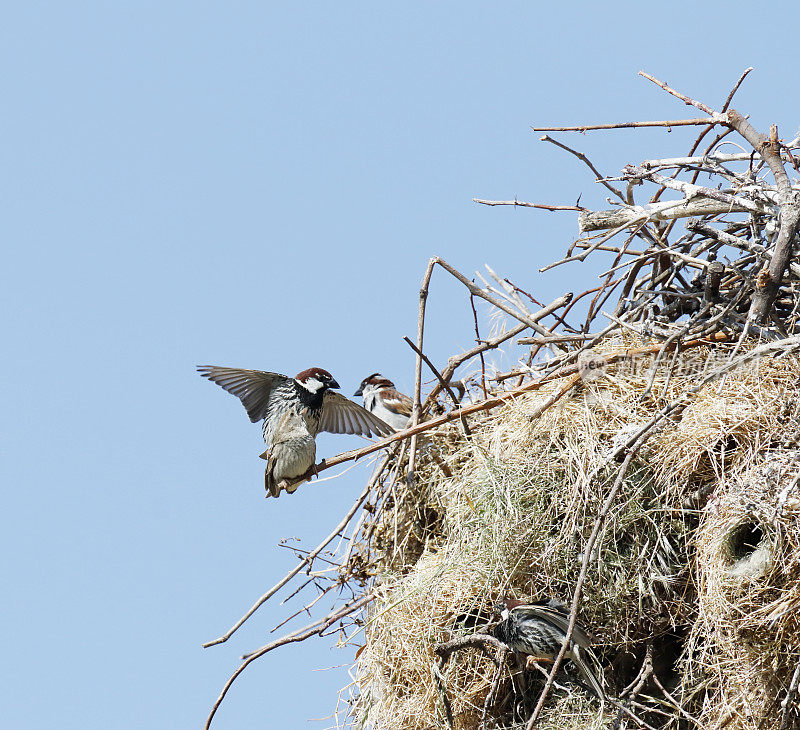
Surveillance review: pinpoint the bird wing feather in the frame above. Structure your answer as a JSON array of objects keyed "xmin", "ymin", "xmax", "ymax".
[
  {"xmin": 380, "ymin": 388, "xmax": 414, "ymax": 417},
  {"xmin": 319, "ymin": 391, "xmax": 394, "ymax": 437},
  {"xmin": 197, "ymin": 366, "xmax": 289, "ymax": 423},
  {"xmin": 518, "ymin": 603, "xmax": 594, "ymax": 650},
  {"xmin": 569, "ymin": 645, "xmax": 605, "ymax": 700}
]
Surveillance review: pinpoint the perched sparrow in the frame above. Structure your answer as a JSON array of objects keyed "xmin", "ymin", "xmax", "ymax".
[
  {"xmin": 354, "ymin": 373, "xmax": 413, "ymax": 432},
  {"xmin": 492, "ymin": 598, "xmax": 604, "ymax": 699},
  {"xmin": 198, "ymin": 365, "xmax": 393, "ymax": 497}
]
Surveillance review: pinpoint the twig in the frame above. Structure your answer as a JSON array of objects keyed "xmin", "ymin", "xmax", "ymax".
[
  {"xmin": 481, "ymin": 649, "xmax": 508, "ymax": 730},
  {"xmin": 407, "ymin": 258, "xmax": 437, "ymax": 486},
  {"xmin": 780, "ymin": 660, "xmax": 800, "ymax": 730},
  {"xmin": 642, "ymin": 151, "xmax": 792, "ymax": 169},
  {"xmin": 637, "ymin": 71, "xmax": 718, "ymax": 116},
  {"xmin": 423, "ymin": 321, "xmax": 529, "ymax": 407},
  {"xmin": 402, "ymin": 337, "xmax": 462, "ymax": 410},
  {"xmin": 534, "ymin": 118, "xmax": 718, "ymax": 132},
  {"xmin": 622, "ymin": 164, "xmax": 771, "ymax": 215},
  {"xmin": 432, "ymin": 660, "xmax": 455, "ymax": 729},
  {"xmin": 473, "ymin": 198, "xmax": 583, "ymax": 211},
  {"xmin": 423, "ymin": 290, "xmax": 574, "ymax": 410},
  {"xmin": 203, "ymin": 454, "xmax": 391, "ymax": 647},
  {"xmin": 652, "ymin": 669, "xmax": 704, "ymax": 728},
  {"xmin": 540, "ymin": 135, "xmax": 626, "ymax": 202},
  {"xmin": 724, "ymin": 110, "xmax": 800, "ymax": 324},
  {"xmin": 526, "ymin": 448, "xmax": 639, "ymax": 729},
  {"xmin": 204, "ymin": 594, "xmax": 373, "ymax": 730},
  {"xmin": 470, "ymin": 294, "xmax": 489, "ymax": 399},
  {"xmin": 516, "ymin": 333, "xmax": 594, "ymax": 346},
  {"xmin": 721, "ymin": 67, "xmax": 754, "ymax": 112},
  {"xmin": 579, "ymin": 196, "xmax": 762, "ymax": 232},
  {"xmin": 434, "ymin": 633, "xmax": 509, "ymax": 661},
  {"xmin": 527, "ymin": 373, "xmax": 582, "ymax": 421},
  {"xmin": 434, "ymin": 257, "xmax": 570, "ymax": 336}
]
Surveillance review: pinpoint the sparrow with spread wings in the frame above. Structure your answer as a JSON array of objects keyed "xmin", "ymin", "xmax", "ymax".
[{"xmin": 198, "ymin": 366, "xmax": 392, "ymax": 497}]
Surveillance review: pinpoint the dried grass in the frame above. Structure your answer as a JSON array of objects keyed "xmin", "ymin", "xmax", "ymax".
[{"xmin": 349, "ymin": 337, "xmax": 800, "ymax": 730}]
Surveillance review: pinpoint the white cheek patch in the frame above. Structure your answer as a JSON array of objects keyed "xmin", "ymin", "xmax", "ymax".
[{"xmin": 302, "ymin": 377, "xmax": 325, "ymax": 393}]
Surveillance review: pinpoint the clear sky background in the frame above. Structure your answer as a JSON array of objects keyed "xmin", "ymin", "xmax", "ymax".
[{"xmin": 2, "ymin": 3, "xmax": 798, "ymax": 729}]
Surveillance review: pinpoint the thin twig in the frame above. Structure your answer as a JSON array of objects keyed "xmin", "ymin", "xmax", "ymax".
[
  {"xmin": 407, "ymin": 258, "xmax": 437, "ymax": 487},
  {"xmin": 474, "ymin": 198, "xmax": 583, "ymax": 211},
  {"xmin": 402, "ymin": 336, "xmax": 461, "ymax": 410},
  {"xmin": 780, "ymin": 660, "xmax": 800, "ymax": 730},
  {"xmin": 534, "ymin": 118, "xmax": 718, "ymax": 132},
  {"xmin": 470, "ymin": 294, "xmax": 489, "ymax": 399},
  {"xmin": 204, "ymin": 595, "xmax": 373, "ymax": 730},
  {"xmin": 540, "ymin": 135, "xmax": 626, "ymax": 202},
  {"xmin": 526, "ymin": 448, "xmax": 639, "ymax": 729},
  {"xmin": 637, "ymin": 71, "xmax": 718, "ymax": 116},
  {"xmin": 203, "ymin": 453, "xmax": 391, "ymax": 647},
  {"xmin": 721, "ymin": 67, "xmax": 754, "ymax": 112}
]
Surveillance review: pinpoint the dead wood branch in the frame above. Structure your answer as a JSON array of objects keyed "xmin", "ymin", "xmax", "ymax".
[
  {"xmin": 204, "ymin": 453, "xmax": 392, "ymax": 647},
  {"xmin": 533, "ymin": 118, "xmax": 719, "ymax": 132},
  {"xmin": 578, "ymin": 197, "xmax": 760, "ymax": 232},
  {"xmin": 473, "ymin": 198, "xmax": 583, "ymax": 212},
  {"xmin": 204, "ymin": 594, "xmax": 373, "ymax": 730}
]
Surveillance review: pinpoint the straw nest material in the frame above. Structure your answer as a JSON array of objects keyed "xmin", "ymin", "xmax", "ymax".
[{"xmin": 352, "ymin": 338, "xmax": 800, "ymax": 729}]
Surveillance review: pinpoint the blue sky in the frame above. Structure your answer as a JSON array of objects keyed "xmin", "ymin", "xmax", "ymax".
[{"xmin": 2, "ymin": 3, "xmax": 798, "ymax": 729}]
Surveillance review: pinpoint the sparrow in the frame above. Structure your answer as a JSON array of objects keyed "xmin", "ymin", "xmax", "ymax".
[
  {"xmin": 354, "ymin": 373, "xmax": 413, "ymax": 432},
  {"xmin": 492, "ymin": 598, "xmax": 604, "ymax": 699},
  {"xmin": 198, "ymin": 365, "xmax": 393, "ymax": 497}
]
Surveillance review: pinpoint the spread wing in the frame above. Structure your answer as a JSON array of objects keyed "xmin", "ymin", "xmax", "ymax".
[
  {"xmin": 197, "ymin": 366, "xmax": 289, "ymax": 422},
  {"xmin": 522, "ymin": 603, "xmax": 594, "ymax": 649},
  {"xmin": 318, "ymin": 391, "xmax": 394, "ymax": 437}
]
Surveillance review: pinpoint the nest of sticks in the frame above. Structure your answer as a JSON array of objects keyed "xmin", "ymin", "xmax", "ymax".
[{"xmin": 201, "ymin": 70, "xmax": 800, "ymax": 730}]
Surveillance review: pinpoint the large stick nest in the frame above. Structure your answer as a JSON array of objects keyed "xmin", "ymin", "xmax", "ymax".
[
  {"xmin": 202, "ymin": 70, "xmax": 800, "ymax": 730},
  {"xmin": 353, "ymin": 343, "xmax": 800, "ymax": 730}
]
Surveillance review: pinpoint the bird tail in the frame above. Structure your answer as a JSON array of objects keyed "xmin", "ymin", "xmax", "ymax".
[
  {"xmin": 261, "ymin": 450, "xmax": 282, "ymax": 498},
  {"xmin": 570, "ymin": 645, "xmax": 605, "ymax": 701},
  {"xmin": 261, "ymin": 452, "xmax": 307, "ymax": 498}
]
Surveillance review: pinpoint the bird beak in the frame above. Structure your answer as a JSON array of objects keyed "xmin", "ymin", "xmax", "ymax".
[
  {"xmin": 353, "ymin": 386, "xmax": 363, "ymax": 396},
  {"xmin": 328, "ymin": 378, "xmax": 341, "ymax": 390}
]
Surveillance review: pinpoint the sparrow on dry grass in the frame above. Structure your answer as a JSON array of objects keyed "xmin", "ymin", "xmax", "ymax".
[
  {"xmin": 354, "ymin": 373, "xmax": 413, "ymax": 432},
  {"xmin": 492, "ymin": 597, "xmax": 604, "ymax": 699},
  {"xmin": 198, "ymin": 365, "xmax": 392, "ymax": 497}
]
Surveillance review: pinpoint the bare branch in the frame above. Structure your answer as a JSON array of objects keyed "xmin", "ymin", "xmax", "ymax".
[
  {"xmin": 203, "ymin": 454, "xmax": 391, "ymax": 647},
  {"xmin": 637, "ymin": 71, "xmax": 718, "ymax": 116},
  {"xmin": 533, "ymin": 118, "xmax": 718, "ymax": 132},
  {"xmin": 526, "ymin": 449, "xmax": 639, "ymax": 729},
  {"xmin": 402, "ymin": 336, "xmax": 462, "ymax": 410},
  {"xmin": 407, "ymin": 258, "xmax": 437, "ymax": 486},
  {"xmin": 540, "ymin": 135, "xmax": 626, "ymax": 202},
  {"xmin": 434, "ymin": 633, "xmax": 508, "ymax": 662},
  {"xmin": 723, "ymin": 110, "xmax": 800, "ymax": 324},
  {"xmin": 721, "ymin": 67, "xmax": 754, "ymax": 112},
  {"xmin": 204, "ymin": 595, "xmax": 373, "ymax": 730},
  {"xmin": 579, "ymin": 197, "xmax": 759, "ymax": 232},
  {"xmin": 622, "ymin": 164, "xmax": 772, "ymax": 215},
  {"xmin": 473, "ymin": 198, "xmax": 583, "ymax": 211}
]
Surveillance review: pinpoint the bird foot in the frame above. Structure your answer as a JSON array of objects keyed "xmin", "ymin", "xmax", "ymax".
[{"xmin": 525, "ymin": 655, "xmax": 554, "ymax": 670}]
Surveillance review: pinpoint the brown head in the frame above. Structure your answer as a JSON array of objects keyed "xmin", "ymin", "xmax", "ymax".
[
  {"xmin": 491, "ymin": 596, "xmax": 525, "ymax": 620},
  {"xmin": 354, "ymin": 372, "xmax": 396, "ymax": 397},
  {"xmin": 294, "ymin": 367, "xmax": 340, "ymax": 393}
]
